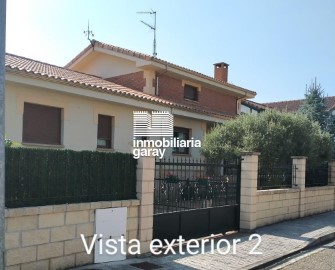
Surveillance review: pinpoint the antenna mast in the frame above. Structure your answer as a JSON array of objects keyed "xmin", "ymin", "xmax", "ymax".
[
  {"xmin": 84, "ymin": 20, "xmax": 94, "ymax": 45},
  {"xmin": 137, "ymin": 10, "xmax": 157, "ymax": 57}
]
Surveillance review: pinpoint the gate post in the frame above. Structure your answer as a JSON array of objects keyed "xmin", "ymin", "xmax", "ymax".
[
  {"xmin": 329, "ymin": 161, "xmax": 335, "ymax": 185},
  {"xmin": 136, "ymin": 157, "xmax": 155, "ymax": 254},
  {"xmin": 240, "ymin": 152, "xmax": 260, "ymax": 231},
  {"xmin": 292, "ymin": 156, "xmax": 307, "ymax": 218}
]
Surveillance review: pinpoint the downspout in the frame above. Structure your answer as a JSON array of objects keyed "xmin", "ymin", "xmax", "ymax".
[
  {"xmin": 236, "ymin": 92, "xmax": 248, "ymax": 115},
  {"xmin": 155, "ymin": 64, "xmax": 168, "ymax": 96}
]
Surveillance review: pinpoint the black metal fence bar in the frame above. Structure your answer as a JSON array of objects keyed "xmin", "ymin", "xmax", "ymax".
[
  {"xmin": 305, "ymin": 162, "xmax": 329, "ymax": 187},
  {"xmin": 258, "ymin": 161, "xmax": 294, "ymax": 190},
  {"xmin": 154, "ymin": 157, "xmax": 240, "ymax": 214}
]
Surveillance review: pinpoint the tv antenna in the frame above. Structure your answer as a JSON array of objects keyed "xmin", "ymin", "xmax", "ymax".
[
  {"xmin": 137, "ymin": 10, "xmax": 157, "ymax": 57},
  {"xmin": 84, "ymin": 20, "xmax": 94, "ymax": 45}
]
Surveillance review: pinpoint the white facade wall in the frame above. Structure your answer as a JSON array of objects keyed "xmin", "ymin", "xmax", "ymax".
[{"xmin": 5, "ymin": 81, "xmax": 208, "ymax": 159}]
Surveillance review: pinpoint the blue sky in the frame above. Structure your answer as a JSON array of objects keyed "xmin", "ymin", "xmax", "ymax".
[{"xmin": 5, "ymin": 0, "xmax": 335, "ymax": 102}]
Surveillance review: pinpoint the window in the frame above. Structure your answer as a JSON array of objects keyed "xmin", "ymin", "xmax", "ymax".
[
  {"xmin": 173, "ymin": 127, "xmax": 190, "ymax": 154},
  {"xmin": 184, "ymin": 84, "xmax": 198, "ymax": 101},
  {"xmin": 97, "ymin": 114, "xmax": 112, "ymax": 148},
  {"xmin": 23, "ymin": 102, "xmax": 62, "ymax": 145},
  {"xmin": 206, "ymin": 122, "xmax": 215, "ymax": 134}
]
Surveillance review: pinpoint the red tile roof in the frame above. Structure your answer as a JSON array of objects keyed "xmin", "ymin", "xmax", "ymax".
[
  {"xmin": 65, "ymin": 40, "xmax": 256, "ymax": 96},
  {"xmin": 5, "ymin": 53, "xmax": 234, "ymax": 119},
  {"xmin": 242, "ymin": 100, "xmax": 267, "ymax": 111},
  {"xmin": 264, "ymin": 96, "xmax": 335, "ymax": 112}
]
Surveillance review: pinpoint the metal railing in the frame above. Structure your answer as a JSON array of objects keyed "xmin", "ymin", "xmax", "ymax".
[
  {"xmin": 258, "ymin": 161, "xmax": 295, "ymax": 190},
  {"xmin": 154, "ymin": 158, "xmax": 241, "ymax": 214},
  {"xmin": 306, "ymin": 162, "xmax": 329, "ymax": 187}
]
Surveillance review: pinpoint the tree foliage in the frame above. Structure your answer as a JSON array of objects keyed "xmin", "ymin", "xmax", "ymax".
[
  {"xmin": 201, "ymin": 110, "xmax": 332, "ymax": 164},
  {"xmin": 299, "ymin": 78, "xmax": 334, "ymax": 134}
]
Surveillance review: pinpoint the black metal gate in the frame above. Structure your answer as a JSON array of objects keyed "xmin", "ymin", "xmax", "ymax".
[{"xmin": 153, "ymin": 158, "xmax": 241, "ymax": 241}]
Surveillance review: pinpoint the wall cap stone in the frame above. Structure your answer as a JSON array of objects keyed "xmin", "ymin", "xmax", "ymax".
[
  {"xmin": 257, "ymin": 188, "xmax": 300, "ymax": 195},
  {"xmin": 5, "ymin": 200, "xmax": 141, "ymax": 217},
  {"xmin": 291, "ymin": 156, "xmax": 308, "ymax": 159},
  {"xmin": 241, "ymin": 151, "xmax": 260, "ymax": 156}
]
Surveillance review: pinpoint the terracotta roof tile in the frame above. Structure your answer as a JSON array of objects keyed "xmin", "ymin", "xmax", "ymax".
[
  {"xmin": 264, "ymin": 96, "xmax": 335, "ymax": 112},
  {"xmin": 242, "ymin": 100, "xmax": 267, "ymax": 110},
  {"xmin": 65, "ymin": 40, "xmax": 256, "ymax": 96},
  {"xmin": 5, "ymin": 53, "xmax": 234, "ymax": 119}
]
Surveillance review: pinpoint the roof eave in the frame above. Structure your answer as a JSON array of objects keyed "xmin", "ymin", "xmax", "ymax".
[{"xmin": 65, "ymin": 41, "xmax": 256, "ymax": 99}]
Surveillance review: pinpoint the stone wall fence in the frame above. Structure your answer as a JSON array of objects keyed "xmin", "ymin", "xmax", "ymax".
[
  {"xmin": 240, "ymin": 152, "xmax": 335, "ymax": 231},
  {"xmin": 4, "ymin": 157, "xmax": 155, "ymax": 270}
]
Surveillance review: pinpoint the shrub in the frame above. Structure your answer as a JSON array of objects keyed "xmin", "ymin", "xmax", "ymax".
[{"xmin": 201, "ymin": 110, "xmax": 333, "ymax": 165}]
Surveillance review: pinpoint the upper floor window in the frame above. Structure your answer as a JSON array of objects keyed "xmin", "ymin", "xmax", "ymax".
[
  {"xmin": 97, "ymin": 114, "xmax": 112, "ymax": 149},
  {"xmin": 184, "ymin": 84, "xmax": 198, "ymax": 101},
  {"xmin": 23, "ymin": 102, "xmax": 62, "ymax": 145}
]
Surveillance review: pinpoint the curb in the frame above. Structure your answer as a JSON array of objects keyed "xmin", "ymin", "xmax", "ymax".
[{"xmin": 246, "ymin": 231, "xmax": 335, "ymax": 270}]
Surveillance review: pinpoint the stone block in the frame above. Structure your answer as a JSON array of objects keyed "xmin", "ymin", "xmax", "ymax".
[
  {"xmin": 5, "ymin": 266, "xmax": 20, "ymax": 270},
  {"xmin": 22, "ymin": 207, "xmax": 38, "ymax": 216},
  {"xmin": 6, "ymin": 247, "xmax": 36, "ymax": 266},
  {"xmin": 39, "ymin": 213, "xmax": 64, "ymax": 228},
  {"xmin": 138, "ymin": 217, "xmax": 153, "ymax": 231},
  {"xmin": 50, "ymin": 255, "xmax": 75, "ymax": 270},
  {"xmin": 75, "ymin": 252, "xmax": 94, "ymax": 266},
  {"xmin": 22, "ymin": 229, "xmax": 50, "ymax": 246},
  {"xmin": 90, "ymin": 202, "xmax": 102, "ymax": 209},
  {"xmin": 130, "ymin": 199, "xmax": 140, "ymax": 206},
  {"xmin": 139, "ymin": 205, "xmax": 153, "ymax": 218},
  {"xmin": 38, "ymin": 205, "xmax": 54, "ymax": 214},
  {"xmin": 7, "ymin": 216, "xmax": 37, "ymax": 232},
  {"xmin": 127, "ymin": 217, "xmax": 139, "ymax": 231},
  {"xmin": 111, "ymin": 201, "xmax": 122, "ymax": 208},
  {"xmin": 51, "ymin": 225, "xmax": 76, "ymax": 242},
  {"xmin": 100, "ymin": 201, "xmax": 113, "ymax": 208},
  {"xmin": 139, "ymin": 193, "xmax": 154, "ymax": 205},
  {"xmin": 5, "ymin": 232, "xmax": 20, "ymax": 249},
  {"xmin": 66, "ymin": 210, "xmax": 89, "ymax": 225},
  {"xmin": 76, "ymin": 223, "xmax": 94, "ymax": 238},
  {"xmin": 138, "ymin": 228, "xmax": 153, "ymax": 242},
  {"xmin": 64, "ymin": 238, "xmax": 86, "ymax": 255},
  {"xmin": 37, "ymin": 242, "xmax": 63, "ymax": 260},
  {"xmin": 21, "ymin": 260, "xmax": 49, "ymax": 270},
  {"xmin": 121, "ymin": 200, "xmax": 131, "ymax": 207},
  {"xmin": 128, "ymin": 206, "xmax": 138, "ymax": 218},
  {"xmin": 53, "ymin": 204, "xmax": 67, "ymax": 213}
]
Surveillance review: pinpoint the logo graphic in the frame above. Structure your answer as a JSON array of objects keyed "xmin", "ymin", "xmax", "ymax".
[
  {"xmin": 133, "ymin": 111, "xmax": 173, "ymax": 137},
  {"xmin": 132, "ymin": 111, "xmax": 201, "ymax": 159}
]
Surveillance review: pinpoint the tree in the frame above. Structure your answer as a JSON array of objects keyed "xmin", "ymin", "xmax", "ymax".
[
  {"xmin": 201, "ymin": 110, "xmax": 333, "ymax": 164},
  {"xmin": 299, "ymin": 78, "xmax": 332, "ymax": 132},
  {"xmin": 299, "ymin": 78, "xmax": 335, "ymax": 157}
]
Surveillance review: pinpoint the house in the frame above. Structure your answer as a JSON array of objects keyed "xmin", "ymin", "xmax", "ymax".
[
  {"xmin": 5, "ymin": 40, "xmax": 256, "ymax": 158},
  {"xmin": 241, "ymin": 96, "xmax": 335, "ymax": 116},
  {"xmin": 264, "ymin": 96, "xmax": 335, "ymax": 115},
  {"xmin": 241, "ymin": 100, "xmax": 267, "ymax": 114}
]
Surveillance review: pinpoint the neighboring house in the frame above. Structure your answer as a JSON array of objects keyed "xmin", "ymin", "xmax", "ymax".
[
  {"xmin": 241, "ymin": 100, "xmax": 267, "ymax": 114},
  {"xmin": 241, "ymin": 96, "xmax": 335, "ymax": 116},
  {"xmin": 264, "ymin": 96, "xmax": 335, "ymax": 115},
  {"xmin": 5, "ymin": 40, "xmax": 256, "ymax": 158}
]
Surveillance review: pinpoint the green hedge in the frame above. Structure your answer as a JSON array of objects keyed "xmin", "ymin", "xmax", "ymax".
[{"xmin": 5, "ymin": 147, "xmax": 137, "ymax": 208}]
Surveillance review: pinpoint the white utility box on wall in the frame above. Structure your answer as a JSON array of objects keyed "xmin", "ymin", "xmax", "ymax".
[{"xmin": 94, "ymin": 207, "xmax": 127, "ymax": 263}]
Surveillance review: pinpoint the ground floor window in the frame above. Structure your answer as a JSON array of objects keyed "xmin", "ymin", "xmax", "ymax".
[
  {"xmin": 22, "ymin": 102, "xmax": 62, "ymax": 145},
  {"xmin": 173, "ymin": 127, "xmax": 190, "ymax": 154},
  {"xmin": 97, "ymin": 114, "xmax": 113, "ymax": 148}
]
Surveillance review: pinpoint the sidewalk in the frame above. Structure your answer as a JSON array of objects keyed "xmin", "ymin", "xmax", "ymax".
[{"xmin": 70, "ymin": 211, "xmax": 335, "ymax": 270}]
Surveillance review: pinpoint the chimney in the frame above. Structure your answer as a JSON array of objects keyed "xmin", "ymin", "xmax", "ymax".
[{"xmin": 214, "ymin": 62, "xmax": 229, "ymax": 82}]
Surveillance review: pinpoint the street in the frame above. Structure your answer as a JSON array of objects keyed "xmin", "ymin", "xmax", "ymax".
[{"xmin": 266, "ymin": 240, "xmax": 335, "ymax": 270}]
